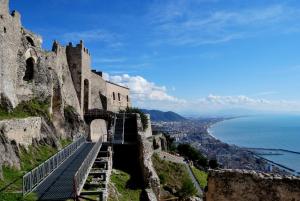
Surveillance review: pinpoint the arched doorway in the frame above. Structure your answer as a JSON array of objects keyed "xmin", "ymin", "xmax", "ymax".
[
  {"xmin": 90, "ymin": 119, "xmax": 107, "ymax": 142},
  {"xmin": 83, "ymin": 79, "xmax": 89, "ymax": 113},
  {"xmin": 23, "ymin": 57, "xmax": 35, "ymax": 81}
]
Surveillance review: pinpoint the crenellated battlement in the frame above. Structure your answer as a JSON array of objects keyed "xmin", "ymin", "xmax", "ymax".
[
  {"xmin": 66, "ymin": 40, "xmax": 91, "ymax": 56},
  {"xmin": 52, "ymin": 40, "xmax": 66, "ymax": 54}
]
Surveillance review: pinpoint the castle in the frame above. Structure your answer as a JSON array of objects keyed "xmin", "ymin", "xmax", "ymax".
[
  {"xmin": 0, "ymin": 0, "xmax": 130, "ymax": 118},
  {"xmin": 2, "ymin": 1, "xmax": 300, "ymax": 201}
]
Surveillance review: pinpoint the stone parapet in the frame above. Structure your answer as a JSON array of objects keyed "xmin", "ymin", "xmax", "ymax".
[{"xmin": 206, "ymin": 169, "xmax": 300, "ymax": 201}]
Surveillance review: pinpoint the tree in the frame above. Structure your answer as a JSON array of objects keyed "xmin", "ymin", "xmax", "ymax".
[
  {"xmin": 209, "ymin": 159, "xmax": 218, "ymax": 169},
  {"xmin": 177, "ymin": 144, "xmax": 208, "ymax": 168}
]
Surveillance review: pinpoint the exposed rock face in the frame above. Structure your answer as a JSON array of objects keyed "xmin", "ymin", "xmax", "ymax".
[
  {"xmin": 136, "ymin": 114, "xmax": 160, "ymax": 201},
  {"xmin": 0, "ymin": 116, "xmax": 59, "ymax": 177},
  {"xmin": 206, "ymin": 169, "xmax": 300, "ymax": 201},
  {"xmin": 0, "ymin": 126, "xmax": 21, "ymax": 172},
  {"xmin": 64, "ymin": 106, "xmax": 87, "ymax": 139}
]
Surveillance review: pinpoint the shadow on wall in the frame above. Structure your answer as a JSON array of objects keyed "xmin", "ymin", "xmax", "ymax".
[{"xmin": 113, "ymin": 144, "xmax": 143, "ymax": 189}]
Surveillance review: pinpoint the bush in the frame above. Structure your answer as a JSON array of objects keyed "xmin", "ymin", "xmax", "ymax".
[
  {"xmin": 178, "ymin": 177, "xmax": 197, "ymax": 199},
  {"xmin": 121, "ymin": 107, "xmax": 148, "ymax": 131}
]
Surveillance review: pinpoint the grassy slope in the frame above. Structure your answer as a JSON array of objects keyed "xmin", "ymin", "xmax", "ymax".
[
  {"xmin": 0, "ymin": 99, "xmax": 50, "ymax": 121},
  {"xmin": 108, "ymin": 169, "xmax": 142, "ymax": 201},
  {"xmin": 0, "ymin": 139, "xmax": 71, "ymax": 201},
  {"xmin": 152, "ymin": 153, "xmax": 196, "ymax": 198},
  {"xmin": 191, "ymin": 167, "xmax": 208, "ymax": 189}
]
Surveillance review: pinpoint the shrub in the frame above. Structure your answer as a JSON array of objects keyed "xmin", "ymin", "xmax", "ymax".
[{"xmin": 178, "ymin": 176, "xmax": 197, "ymax": 199}]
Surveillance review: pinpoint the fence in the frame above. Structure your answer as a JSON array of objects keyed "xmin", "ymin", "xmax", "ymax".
[
  {"xmin": 73, "ymin": 136, "xmax": 103, "ymax": 198},
  {"xmin": 22, "ymin": 136, "xmax": 86, "ymax": 196}
]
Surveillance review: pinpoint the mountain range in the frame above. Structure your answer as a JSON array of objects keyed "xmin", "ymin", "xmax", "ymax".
[{"xmin": 142, "ymin": 109, "xmax": 186, "ymax": 122}]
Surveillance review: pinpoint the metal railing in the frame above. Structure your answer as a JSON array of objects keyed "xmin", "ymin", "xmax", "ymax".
[
  {"xmin": 22, "ymin": 136, "xmax": 86, "ymax": 196},
  {"xmin": 73, "ymin": 136, "xmax": 103, "ymax": 198}
]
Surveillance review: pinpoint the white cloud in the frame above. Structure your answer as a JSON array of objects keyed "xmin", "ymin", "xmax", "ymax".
[
  {"xmin": 103, "ymin": 73, "xmax": 300, "ymax": 114},
  {"xmin": 103, "ymin": 73, "xmax": 185, "ymax": 108}
]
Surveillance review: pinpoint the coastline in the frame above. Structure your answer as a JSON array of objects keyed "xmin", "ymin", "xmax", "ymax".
[{"xmin": 206, "ymin": 118, "xmax": 299, "ymax": 176}]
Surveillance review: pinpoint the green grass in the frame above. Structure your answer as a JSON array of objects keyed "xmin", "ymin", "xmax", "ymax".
[
  {"xmin": 0, "ymin": 99, "xmax": 50, "ymax": 120},
  {"xmin": 0, "ymin": 167, "xmax": 38, "ymax": 201},
  {"xmin": 152, "ymin": 153, "xmax": 196, "ymax": 199},
  {"xmin": 0, "ymin": 166, "xmax": 23, "ymax": 192},
  {"xmin": 0, "ymin": 192, "xmax": 37, "ymax": 201},
  {"xmin": 0, "ymin": 144, "xmax": 59, "ymax": 201},
  {"xmin": 108, "ymin": 169, "xmax": 142, "ymax": 201},
  {"xmin": 191, "ymin": 167, "xmax": 208, "ymax": 189},
  {"xmin": 20, "ymin": 144, "xmax": 57, "ymax": 172},
  {"xmin": 60, "ymin": 138, "xmax": 72, "ymax": 148}
]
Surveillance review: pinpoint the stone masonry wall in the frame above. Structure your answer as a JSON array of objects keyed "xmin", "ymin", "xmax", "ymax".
[
  {"xmin": 136, "ymin": 114, "xmax": 160, "ymax": 201},
  {"xmin": 106, "ymin": 81, "xmax": 131, "ymax": 112},
  {"xmin": 0, "ymin": 117, "xmax": 42, "ymax": 147},
  {"xmin": 206, "ymin": 169, "xmax": 300, "ymax": 201},
  {"xmin": 90, "ymin": 72, "xmax": 106, "ymax": 110}
]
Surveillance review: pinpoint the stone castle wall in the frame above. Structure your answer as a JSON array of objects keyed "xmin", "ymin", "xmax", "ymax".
[
  {"xmin": 206, "ymin": 169, "xmax": 300, "ymax": 201},
  {"xmin": 106, "ymin": 81, "xmax": 131, "ymax": 112},
  {"xmin": 0, "ymin": 117, "xmax": 42, "ymax": 147},
  {"xmin": 90, "ymin": 71, "xmax": 107, "ymax": 110}
]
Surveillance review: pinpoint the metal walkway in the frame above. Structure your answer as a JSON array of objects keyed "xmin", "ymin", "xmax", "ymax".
[{"xmin": 34, "ymin": 142, "xmax": 95, "ymax": 200}]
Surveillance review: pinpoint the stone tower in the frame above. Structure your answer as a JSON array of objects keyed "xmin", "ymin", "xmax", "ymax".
[
  {"xmin": 66, "ymin": 40, "xmax": 92, "ymax": 115},
  {"xmin": 0, "ymin": 0, "xmax": 9, "ymax": 15}
]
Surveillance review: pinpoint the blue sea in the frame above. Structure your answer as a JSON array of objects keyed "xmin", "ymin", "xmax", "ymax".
[{"xmin": 210, "ymin": 115, "xmax": 300, "ymax": 174}]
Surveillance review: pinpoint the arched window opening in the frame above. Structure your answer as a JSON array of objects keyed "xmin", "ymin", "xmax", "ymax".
[
  {"xmin": 3, "ymin": 27, "xmax": 6, "ymax": 33},
  {"xmin": 113, "ymin": 92, "xmax": 116, "ymax": 101},
  {"xmin": 23, "ymin": 57, "xmax": 34, "ymax": 81},
  {"xmin": 127, "ymin": 95, "xmax": 129, "ymax": 102},
  {"xmin": 26, "ymin": 36, "xmax": 35, "ymax": 47},
  {"xmin": 118, "ymin": 93, "xmax": 121, "ymax": 101},
  {"xmin": 83, "ymin": 79, "xmax": 89, "ymax": 113}
]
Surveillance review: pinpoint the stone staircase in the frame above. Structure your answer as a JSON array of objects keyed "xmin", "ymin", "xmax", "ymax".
[{"xmin": 80, "ymin": 143, "xmax": 113, "ymax": 201}]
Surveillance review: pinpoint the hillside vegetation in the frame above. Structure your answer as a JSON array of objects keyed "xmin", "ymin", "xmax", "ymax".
[
  {"xmin": 108, "ymin": 169, "xmax": 142, "ymax": 201},
  {"xmin": 152, "ymin": 153, "xmax": 196, "ymax": 200},
  {"xmin": 0, "ymin": 99, "xmax": 50, "ymax": 120},
  {"xmin": 0, "ymin": 140, "xmax": 71, "ymax": 201}
]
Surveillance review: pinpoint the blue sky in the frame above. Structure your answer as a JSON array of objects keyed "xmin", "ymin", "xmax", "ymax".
[{"xmin": 9, "ymin": 0, "xmax": 300, "ymax": 115}]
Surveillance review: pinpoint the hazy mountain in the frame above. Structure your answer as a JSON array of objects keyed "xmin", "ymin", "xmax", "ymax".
[{"xmin": 142, "ymin": 109, "xmax": 186, "ymax": 122}]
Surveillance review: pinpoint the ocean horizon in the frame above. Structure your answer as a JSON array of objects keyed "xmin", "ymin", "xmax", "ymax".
[{"xmin": 210, "ymin": 114, "xmax": 300, "ymax": 173}]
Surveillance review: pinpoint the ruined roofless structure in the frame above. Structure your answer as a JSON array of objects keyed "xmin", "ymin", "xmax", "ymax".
[{"xmin": 0, "ymin": 0, "xmax": 131, "ymax": 119}]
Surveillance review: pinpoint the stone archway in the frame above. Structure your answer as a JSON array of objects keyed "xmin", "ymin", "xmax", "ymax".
[{"xmin": 90, "ymin": 119, "xmax": 107, "ymax": 142}]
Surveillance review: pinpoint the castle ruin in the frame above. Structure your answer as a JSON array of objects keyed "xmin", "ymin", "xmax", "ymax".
[{"xmin": 0, "ymin": 0, "xmax": 131, "ymax": 140}]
